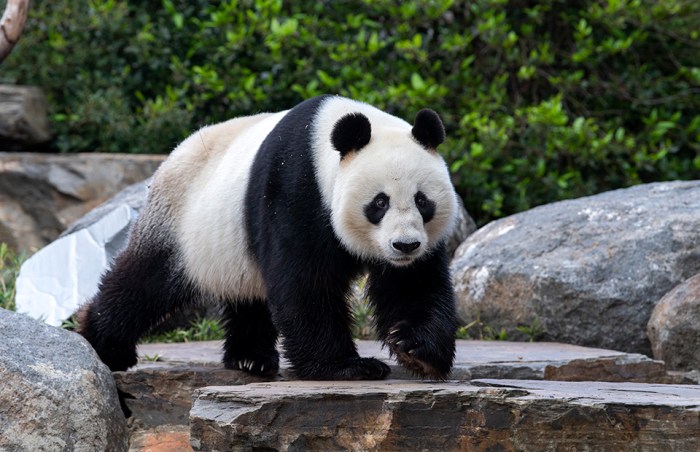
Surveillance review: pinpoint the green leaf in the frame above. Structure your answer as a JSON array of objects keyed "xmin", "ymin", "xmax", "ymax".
[{"xmin": 410, "ymin": 73, "xmax": 426, "ymax": 91}]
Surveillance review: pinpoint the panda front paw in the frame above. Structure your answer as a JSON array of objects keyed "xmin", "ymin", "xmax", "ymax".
[
  {"xmin": 386, "ymin": 321, "xmax": 453, "ymax": 380},
  {"xmin": 224, "ymin": 351, "xmax": 279, "ymax": 377}
]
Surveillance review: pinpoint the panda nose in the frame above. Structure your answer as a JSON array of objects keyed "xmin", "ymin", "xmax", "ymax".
[{"xmin": 392, "ymin": 241, "xmax": 421, "ymax": 254}]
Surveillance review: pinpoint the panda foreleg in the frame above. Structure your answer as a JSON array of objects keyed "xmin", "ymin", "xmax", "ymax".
[
  {"xmin": 77, "ymin": 245, "xmax": 196, "ymax": 371},
  {"xmin": 221, "ymin": 299, "xmax": 280, "ymax": 377},
  {"xmin": 367, "ymin": 244, "xmax": 457, "ymax": 380},
  {"xmin": 266, "ymin": 277, "xmax": 390, "ymax": 380}
]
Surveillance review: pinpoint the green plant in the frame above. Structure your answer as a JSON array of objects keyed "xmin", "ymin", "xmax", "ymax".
[
  {"xmin": 141, "ymin": 317, "xmax": 226, "ymax": 343},
  {"xmin": 458, "ymin": 313, "xmax": 545, "ymax": 342},
  {"xmin": 349, "ymin": 276, "xmax": 376, "ymax": 340},
  {"xmin": 61, "ymin": 315, "xmax": 80, "ymax": 331},
  {"xmin": 142, "ymin": 353, "xmax": 162, "ymax": 362},
  {"xmin": 0, "ymin": 244, "xmax": 24, "ymax": 311},
  {"xmin": 516, "ymin": 317, "xmax": 546, "ymax": 342},
  {"xmin": 482, "ymin": 325, "xmax": 509, "ymax": 341},
  {"xmin": 4, "ymin": 1, "xmax": 699, "ymax": 224},
  {"xmin": 456, "ymin": 311, "xmax": 510, "ymax": 340}
]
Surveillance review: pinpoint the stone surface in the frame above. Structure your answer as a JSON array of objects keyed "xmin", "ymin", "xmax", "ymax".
[
  {"xmin": 648, "ymin": 273, "xmax": 700, "ymax": 371},
  {"xmin": 120, "ymin": 339, "xmax": 669, "ymax": 435},
  {"xmin": 0, "ymin": 152, "xmax": 164, "ymax": 252},
  {"xmin": 0, "ymin": 85, "xmax": 51, "ymax": 150},
  {"xmin": 451, "ymin": 181, "xmax": 700, "ymax": 356},
  {"xmin": 128, "ymin": 425, "xmax": 192, "ymax": 452},
  {"xmin": 137, "ymin": 339, "xmax": 667, "ymax": 383},
  {"xmin": 115, "ymin": 364, "xmax": 268, "ymax": 428},
  {"xmin": 190, "ymin": 379, "xmax": 700, "ymax": 451},
  {"xmin": 0, "ymin": 308, "xmax": 128, "ymax": 451}
]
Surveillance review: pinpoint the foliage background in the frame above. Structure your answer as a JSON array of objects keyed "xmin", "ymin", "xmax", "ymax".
[{"xmin": 2, "ymin": 0, "xmax": 699, "ymax": 224}]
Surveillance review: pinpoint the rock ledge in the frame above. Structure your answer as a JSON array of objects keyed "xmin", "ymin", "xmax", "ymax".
[{"xmin": 190, "ymin": 379, "xmax": 700, "ymax": 451}]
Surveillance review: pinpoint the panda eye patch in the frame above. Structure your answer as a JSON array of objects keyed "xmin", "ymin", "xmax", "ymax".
[
  {"xmin": 364, "ymin": 193, "xmax": 390, "ymax": 225},
  {"xmin": 415, "ymin": 191, "xmax": 436, "ymax": 223}
]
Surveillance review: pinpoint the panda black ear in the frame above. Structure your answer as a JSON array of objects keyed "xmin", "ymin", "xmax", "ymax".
[
  {"xmin": 331, "ymin": 112, "xmax": 372, "ymax": 158},
  {"xmin": 412, "ymin": 109, "xmax": 445, "ymax": 150}
]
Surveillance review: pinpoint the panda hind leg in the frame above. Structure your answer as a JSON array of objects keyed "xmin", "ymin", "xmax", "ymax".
[
  {"xmin": 77, "ymin": 247, "xmax": 196, "ymax": 371},
  {"xmin": 221, "ymin": 300, "xmax": 279, "ymax": 377}
]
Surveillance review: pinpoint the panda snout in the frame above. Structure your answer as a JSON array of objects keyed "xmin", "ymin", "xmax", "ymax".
[{"xmin": 392, "ymin": 241, "xmax": 421, "ymax": 254}]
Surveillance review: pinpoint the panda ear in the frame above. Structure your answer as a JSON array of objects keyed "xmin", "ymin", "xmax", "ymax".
[
  {"xmin": 331, "ymin": 112, "xmax": 372, "ymax": 158},
  {"xmin": 412, "ymin": 109, "xmax": 445, "ymax": 150}
]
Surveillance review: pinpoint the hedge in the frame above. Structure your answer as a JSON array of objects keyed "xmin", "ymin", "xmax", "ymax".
[{"xmin": 3, "ymin": 0, "xmax": 699, "ymax": 224}]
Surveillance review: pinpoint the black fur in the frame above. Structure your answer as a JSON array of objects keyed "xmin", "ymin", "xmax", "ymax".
[
  {"xmin": 77, "ymin": 234, "xmax": 198, "ymax": 372},
  {"xmin": 331, "ymin": 112, "xmax": 372, "ymax": 158},
  {"xmin": 367, "ymin": 243, "xmax": 457, "ymax": 380},
  {"xmin": 412, "ymin": 109, "xmax": 445, "ymax": 149},
  {"xmin": 245, "ymin": 96, "xmax": 389, "ymax": 380},
  {"xmin": 221, "ymin": 300, "xmax": 279, "ymax": 377}
]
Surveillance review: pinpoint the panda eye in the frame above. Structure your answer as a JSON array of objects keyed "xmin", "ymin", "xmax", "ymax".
[
  {"xmin": 415, "ymin": 193, "xmax": 426, "ymax": 207},
  {"xmin": 374, "ymin": 195, "xmax": 388, "ymax": 209}
]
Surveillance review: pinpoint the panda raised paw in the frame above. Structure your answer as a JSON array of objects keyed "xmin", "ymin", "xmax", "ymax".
[{"xmin": 386, "ymin": 321, "xmax": 451, "ymax": 381}]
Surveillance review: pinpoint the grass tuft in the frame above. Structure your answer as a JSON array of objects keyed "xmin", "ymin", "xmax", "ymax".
[{"xmin": 0, "ymin": 243, "xmax": 24, "ymax": 311}]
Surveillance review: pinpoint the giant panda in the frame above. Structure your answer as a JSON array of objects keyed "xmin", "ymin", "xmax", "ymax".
[{"xmin": 77, "ymin": 95, "xmax": 459, "ymax": 380}]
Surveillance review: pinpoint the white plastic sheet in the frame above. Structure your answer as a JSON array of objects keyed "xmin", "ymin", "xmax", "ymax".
[{"xmin": 14, "ymin": 205, "xmax": 137, "ymax": 326}]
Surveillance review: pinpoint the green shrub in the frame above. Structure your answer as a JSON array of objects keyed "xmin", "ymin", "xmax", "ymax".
[{"xmin": 3, "ymin": 0, "xmax": 699, "ymax": 224}]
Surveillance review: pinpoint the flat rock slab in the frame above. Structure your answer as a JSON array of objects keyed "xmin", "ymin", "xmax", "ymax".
[
  {"xmin": 190, "ymin": 380, "xmax": 700, "ymax": 451},
  {"xmin": 121, "ymin": 340, "xmax": 669, "ymax": 430},
  {"xmin": 137, "ymin": 339, "xmax": 667, "ymax": 381}
]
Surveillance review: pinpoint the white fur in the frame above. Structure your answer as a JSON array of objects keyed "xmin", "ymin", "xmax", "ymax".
[{"xmin": 311, "ymin": 96, "xmax": 458, "ymax": 266}]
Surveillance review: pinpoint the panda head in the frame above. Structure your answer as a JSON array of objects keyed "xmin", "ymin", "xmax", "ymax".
[{"xmin": 324, "ymin": 104, "xmax": 457, "ymax": 267}]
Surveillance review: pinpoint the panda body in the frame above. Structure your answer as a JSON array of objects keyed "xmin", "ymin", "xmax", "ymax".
[{"xmin": 78, "ymin": 95, "xmax": 459, "ymax": 380}]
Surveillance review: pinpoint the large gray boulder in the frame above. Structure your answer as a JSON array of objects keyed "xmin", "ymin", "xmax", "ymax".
[
  {"xmin": 0, "ymin": 309, "xmax": 128, "ymax": 451},
  {"xmin": 451, "ymin": 181, "xmax": 700, "ymax": 355},
  {"xmin": 647, "ymin": 273, "xmax": 700, "ymax": 371}
]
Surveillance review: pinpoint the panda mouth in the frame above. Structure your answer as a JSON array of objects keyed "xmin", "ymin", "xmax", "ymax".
[{"xmin": 389, "ymin": 255, "xmax": 416, "ymax": 266}]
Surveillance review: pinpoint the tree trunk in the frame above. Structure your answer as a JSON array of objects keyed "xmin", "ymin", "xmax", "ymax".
[{"xmin": 0, "ymin": 0, "xmax": 29, "ymax": 63}]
